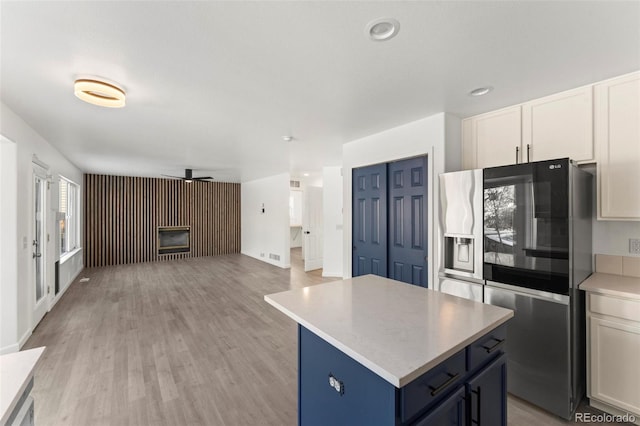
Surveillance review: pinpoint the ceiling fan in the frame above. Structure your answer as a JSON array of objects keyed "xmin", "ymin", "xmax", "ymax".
[{"xmin": 162, "ymin": 169, "xmax": 213, "ymax": 183}]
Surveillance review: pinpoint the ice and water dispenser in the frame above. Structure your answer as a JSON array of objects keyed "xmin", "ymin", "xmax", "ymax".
[{"xmin": 444, "ymin": 236, "xmax": 475, "ymax": 273}]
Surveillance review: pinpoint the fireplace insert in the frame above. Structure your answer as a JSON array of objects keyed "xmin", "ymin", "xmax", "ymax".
[{"xmin": 158, "ymin": 226, "xmax": 190, "ymax": 254}]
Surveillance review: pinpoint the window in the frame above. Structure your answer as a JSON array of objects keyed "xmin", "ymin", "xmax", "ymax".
[{"xmin": 59, "ymin": 177, "xmax": 80, "ymax": 255}]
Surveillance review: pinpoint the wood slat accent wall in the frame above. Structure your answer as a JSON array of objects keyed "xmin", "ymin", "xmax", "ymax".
[{"xmin": 83, "ymin": 174, "xmax": 240, "ymax": 267}]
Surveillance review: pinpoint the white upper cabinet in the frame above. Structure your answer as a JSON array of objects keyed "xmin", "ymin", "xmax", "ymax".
[
  {"xmin": 522, "ymin": 86, "xmax": 593, "ymax": 163},
  {"xmin": 462, "ymin": 106, "xmax": 522, "ymax": 169},
  {"xmin": 594, "ymin": 71, "xmax": 640, "ymax": 220}
]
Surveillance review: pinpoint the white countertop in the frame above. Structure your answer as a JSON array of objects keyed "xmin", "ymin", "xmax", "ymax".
[
  {"xmin": 265, "ymin": 275, "xmax": 513, "ymax": 388},
  {"xmin": 580, "ymin": 272, "xmax": 640, "ymax": 300},
  {"xmin": 0, "ymin": 347, "xmax": 45, "ymax": 424}
]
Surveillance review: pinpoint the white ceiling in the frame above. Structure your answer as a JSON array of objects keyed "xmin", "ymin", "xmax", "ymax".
[{"xmin": 1, "ymin": 1, "xmax": 639, "ymax": 183}]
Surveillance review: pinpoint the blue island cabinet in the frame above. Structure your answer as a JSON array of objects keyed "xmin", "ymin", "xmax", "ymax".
[{"xmin": 298, "ymin": 324, "xmax": 507, "ymax": 426}]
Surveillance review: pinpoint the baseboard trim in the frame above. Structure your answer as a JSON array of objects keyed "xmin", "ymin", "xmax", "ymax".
[
  {"xmin": 587, "ymin": 399, "xmax": 640, "ymax": 425},
  {"xmin": 18, "ymin": 328, "xmax": 32, "ymax": 350},
  {"xmin": 0, "ymin": 342, "xmax": 19, "ymax": 355},
  {"xmin": 322, "ymin": 270, "xmax": 342, "ymax": 278}
]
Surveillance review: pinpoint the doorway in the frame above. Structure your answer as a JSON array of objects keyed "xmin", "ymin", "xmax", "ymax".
[{"xmin": 32, "ymin": 165, "xmax": 48, "ymax": 326}]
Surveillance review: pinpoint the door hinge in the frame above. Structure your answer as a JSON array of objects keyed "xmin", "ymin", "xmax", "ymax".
[
  {"xmin": 47, "ymin": 233, "xmax": 50, "ymax": 242},
  {"xmin": 47, "ymin": 286, "xmax": 50, "ymax": 294}
]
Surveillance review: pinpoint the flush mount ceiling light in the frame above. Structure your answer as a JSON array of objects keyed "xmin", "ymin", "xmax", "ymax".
[
  {"xmin": 283, "ymin": 135, "xmax": 294, "ymax": 142},
  {"xmin": 366, "ymin": 18, "xmax": 400, "ymax": 41},
  {"xmin": 469, "ymin": 86, "xmax": 493, "ymax": 97},
  {"xmin": 74, "ymin": 78, "xmax": 126, "ymax": 108}
]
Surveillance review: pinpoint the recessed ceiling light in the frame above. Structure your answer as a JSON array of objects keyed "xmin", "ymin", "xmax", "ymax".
[
  {"xmin": 366, "ymin": 18, "xmax": 400, "ymax": 42},
  {"xmin": 303, "ymin": 173, "xmax": 310, "ymax": 177},
  {"xmin": 74, "ymin": 78, "xmax": 126, "ymax": 108},
  {"xmin": 283, "ymin": 135, "xmax": 294, "ymax": 142},
  {"xmin": 469, "ymin": 86, "xmax": 493, "ymax": 97}
]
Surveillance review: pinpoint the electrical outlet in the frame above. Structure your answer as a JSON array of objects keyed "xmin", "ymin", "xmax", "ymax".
[
  {"xmin": 630, "ymin": 239, "xmax": 640, "ymax": 255},
  {"xmin": 260, "ymin": 252, "xmax": 265, "ymax": 257}
]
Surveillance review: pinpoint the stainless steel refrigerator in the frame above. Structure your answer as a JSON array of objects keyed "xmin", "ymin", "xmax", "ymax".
[{"xmin": 482, "ymin": 158, "xmax": 592, "ymax": 420}]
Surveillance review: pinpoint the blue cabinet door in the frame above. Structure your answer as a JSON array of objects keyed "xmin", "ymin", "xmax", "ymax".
[
  {"xmin": 352, "ymin": 163, "xmax": 388, "ymax": 278},
  {"xmin": 467, "ymin": 353, "xmax": 508, "ymax": 426},
  {"xmin": 412, "ymin": 386, "xmax": 466, "ymax": 426},
  {"xmin": 388, "ymin": 157, "xmax": 428, "ymax": 287},
  {"xmin": 298, "ymin": 326, "xmax": 396, "ymax": 426}
]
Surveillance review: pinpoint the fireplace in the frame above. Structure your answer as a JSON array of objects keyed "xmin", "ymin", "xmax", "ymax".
[{"xmin": 158, "ymin": 226, "xmax": 190, "ymax": 254}]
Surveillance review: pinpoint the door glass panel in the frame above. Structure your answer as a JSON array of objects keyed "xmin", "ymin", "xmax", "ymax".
[
  {"xmin": 35, "ymin": 176, "xmax": 44, "ymax": 302},
  {"xmin": 483, "ymin": 161, "xmax": 570, "ymax": 293}
]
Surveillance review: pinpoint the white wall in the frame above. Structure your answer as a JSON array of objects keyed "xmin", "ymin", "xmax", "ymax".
[
  {"xmin": 444, "ymin": 114, "xmax": 462, "ymax": 172},
  {"xmin": 322, "ymin": 166, "xmax": 343, "ymax": 277},
  {"xmin": 241, "ymin": 172, "xmax": 291, "ymax": 268},
  {"xmin": 0, "ymin": 102, "xmax": 84, "ymax": 354},
  {"xmin": 342, "ymin": 113, "xmax": 450, "ymax": 287},
  {"xmin": 0, "ymin": 137, "xmax": 18, "ymax": 352}
]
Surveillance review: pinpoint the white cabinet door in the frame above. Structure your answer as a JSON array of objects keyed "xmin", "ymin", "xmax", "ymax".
[
  {"xmin": 594, "ymin": 71, "xmax": 640, "ymax": 220},
  {"xmin": 468, "ymin": 106, "xmax": 522, "ymax": 169},
  {"xmin": 589, "ymin": 316, "xmax": 640, "ymax": 415},
  {"xmin": 522, "ymin": 86, "xmax": 593, "ymax": 163}
]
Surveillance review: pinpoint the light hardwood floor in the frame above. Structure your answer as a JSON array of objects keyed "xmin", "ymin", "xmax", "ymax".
[{"xmin": 24, "ymin": 251, "xmax": 627, "ymax": 425}]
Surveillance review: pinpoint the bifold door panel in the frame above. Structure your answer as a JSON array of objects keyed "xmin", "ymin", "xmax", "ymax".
[
  {"xmin": 352, "ymin": 163, "xmax": 388, "ymax": 278},
  {"xmin": 353, "ymin": 157, "xmax": 428, "ymax": 287}
]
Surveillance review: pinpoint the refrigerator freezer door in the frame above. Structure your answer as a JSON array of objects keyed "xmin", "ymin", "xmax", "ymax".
[
  {"xmin": 438, "ymin": 277, "xmax": 483, "ymax": 303},
  {"xmin": 484, "ymin": 283, "xmax": 573, "ymax": 419}
]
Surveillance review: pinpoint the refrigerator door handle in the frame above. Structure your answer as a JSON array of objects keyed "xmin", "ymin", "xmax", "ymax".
[{"xmin": 485, "ymin": 281, "xmax": 570, "ymax": 305}]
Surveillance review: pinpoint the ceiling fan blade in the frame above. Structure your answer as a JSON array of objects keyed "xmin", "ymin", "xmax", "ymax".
[
  {"xmin": 193, "ymin": 176, "xmax": 213, "ymax": 180},
  {"xmin": 161, "ymin": 174, "xmax": 185, "ymax": 179}
]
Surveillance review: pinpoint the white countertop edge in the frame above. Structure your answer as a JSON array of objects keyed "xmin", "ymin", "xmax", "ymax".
[
  {"xmin": 264, "ymin": 295, "xmax": 513, "ymax": 388},
  {"xmin": 580, "ymin": 273, "xmax": 640, "ymax": 300},
  {"xmin": 0, "ymin": 347, "xmax": 46, "ymax": 424},
  {"xmin": 397, "ymin": 314, "xmax": 512, "ymax": 387},
  {"xmin": 582, "ymin": 287, "xmax": 638, "ymax": 300}
]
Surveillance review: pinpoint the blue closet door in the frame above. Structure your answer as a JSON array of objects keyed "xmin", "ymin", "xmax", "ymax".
[
  {"xmin": 388, "ymin": 156, "xmax": 428, "ymax": 287},
  {"xmin": 352, "ymin": 163, "xmax": 387, "ymax": 278}
]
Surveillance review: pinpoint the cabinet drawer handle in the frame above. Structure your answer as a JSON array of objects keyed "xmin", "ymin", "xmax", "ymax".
[
  {"xmin": 471, "ymin": 387, "xmax": 482, "ymax": 425},
  {"xmin": 428, "ymin": 372, "xmax": 460, "ymax": 396},
  {"xmin": 481, "ymin": 338, "xmax": 505, "ymax": 354}
]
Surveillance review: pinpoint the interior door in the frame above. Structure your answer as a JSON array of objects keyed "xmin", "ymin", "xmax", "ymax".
[
  {"xmin": 33, "ymin": 167, "xmax": 48, "ymax": 326},
  {"xmin": 388, "ymin": 156, "xmax": 428, "ymax": 287},
  {"xmin": 303, "ymin": 186, "xmax": 323, "ymax": 272},
  {"xmin": 352, "ymin": 163, "xmax": 387, "ymax": 277}
]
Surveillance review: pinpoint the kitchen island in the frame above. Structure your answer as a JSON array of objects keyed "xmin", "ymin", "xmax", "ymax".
[{"xmin": 265, "ymin": 275, "xmax": 513, "ymax": 425}]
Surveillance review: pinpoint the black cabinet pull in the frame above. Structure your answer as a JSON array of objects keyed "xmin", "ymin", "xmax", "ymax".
[
  {"xmin": 515, "ymin": 146, "xmax": 520, "ymax": 164},
  {"xmin": 481, "ymin": 338, "xmax": 505, "ymax": 353},
  {"xmin": 428, "ymin": 372, "xmax": 459, "ymax": 396},
  {"xmin": 471, "ymin": 387, "xmax": 482, "ymax": 425},
  {"xmin": 527, "ymin": 144, "xmax": 531, "ymax": 162}
]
